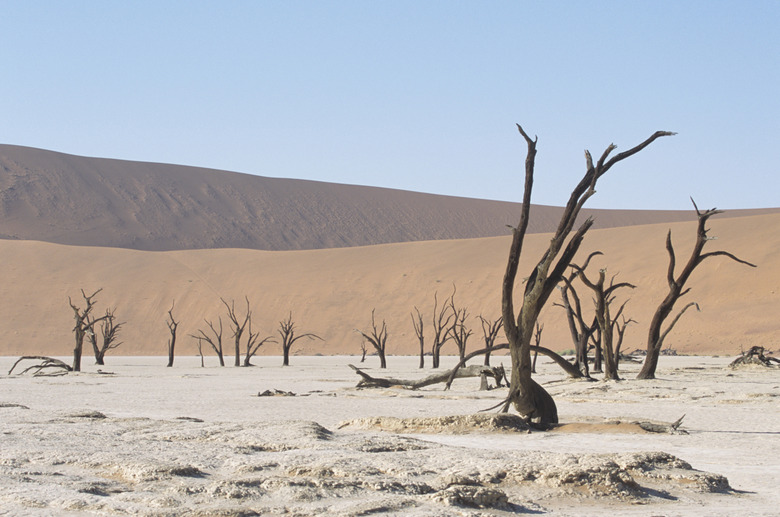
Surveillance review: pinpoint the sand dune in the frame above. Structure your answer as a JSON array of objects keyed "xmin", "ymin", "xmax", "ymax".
[
  {"xmin": 2, "ymin": 144, "xmax": 776, "ymax": 252},
  {"xmin": 1, "ymin": 211, "xmax": 776, "ymax": 358}
]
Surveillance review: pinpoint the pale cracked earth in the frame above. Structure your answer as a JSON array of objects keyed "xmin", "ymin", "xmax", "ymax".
[{"xmin": 1, "ymin": 355, "xmax": 778, "ymax": 516}]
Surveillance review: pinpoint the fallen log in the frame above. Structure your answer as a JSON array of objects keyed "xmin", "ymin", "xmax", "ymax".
[
  {"xmin": 8, "ymin": 356, "xmax": 72, "ymax": 376},
  {"xmin": 729, "ymin": 346, "xmax": 779, "ymax": 368},
  {"xmin": 348, "ymin": 363, "xmax": 499, "ymax": 389}
]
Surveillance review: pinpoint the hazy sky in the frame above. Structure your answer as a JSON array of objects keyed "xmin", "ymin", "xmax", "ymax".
[{"xmin": 2, "ymin": 1, "xmax": 778, "ymax": 209}]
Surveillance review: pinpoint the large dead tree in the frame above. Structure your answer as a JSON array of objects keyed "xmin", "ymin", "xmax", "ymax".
[
  {"xmin": 222, "ymin": 297, "xmax": 251, "ymax": 367},
  {"xmin": 637, "ymin": 201, "xmax": 756, "ymax": 379},
  {"xmin": 69, "ymin": 289, "xmax": 109, "ymax": 372},
  {"xmin": 574, "ymin": 265, "xmax": 635, "ymax": 380},
  {"xmin": 430, "ymin": 290, "xmax": 455, "ymax": 368},
  {"xmin": 191, "ymin": 318, "xmax": 225, "ymax": 366},
  {"xmin": 411, "ymin": 307, "xmax": 425, "ymax": 368},
  {"xmin": 278, "ymin": 313, "xmax": 322, "ymax": 366},
  {"xmin": 478, "ymin": 315, "xmax": 503, "ymax": 366},
  {"xmin": 502, "ymin": 126, "xmax": 674, "ymax": 424},
  {"xmin": 88, "ymin": 307, "xmax": 123, "ymax": 366},
  {"xmin": 356, "ymin": 309, "xmax": 389, "ymax": 368},
  {"xmin": 165, "ymin": 302, "xmax": 178, "ymax": 367}
]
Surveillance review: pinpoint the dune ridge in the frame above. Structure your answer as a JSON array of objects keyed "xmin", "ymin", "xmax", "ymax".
[{"xmin": 2, "ymin": 143, "xmax": 777, "ymax": 252}]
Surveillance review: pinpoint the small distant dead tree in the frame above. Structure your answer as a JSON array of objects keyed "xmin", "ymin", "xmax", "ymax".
[
  {"xmin": 501, "ymin": 125, "xmax": 674, "ymax": 424},
  {"xmin": 191, "ymin": 318, "xmax": 225, "ymax": 366},
  {"xmin": 193, "ymin": 336, "xmax": 205, "ymax": 367},
  {"xmin": 478, "ymin": 315, "xmax": 503, "ymax": 366},
  {"xmin": 278, "ymin": 313, "xmax": 322, "ymax": 366},
  {"xmin": 165, "ymin": 302, "xmax": 179, "ymax": 367},
  {"xmin": 411, "ymin": 307, "xmax": 425, "ymax": 368},
  {"xmin": 222, "ymin": 297, "xmax": 251, "ymax": 367},
  {"xmin": 356, "ymin": 309, "xmax": 389, "ymax": 368},
  {"xmin": 637, "ymin": 201, "xmax": 756, "ymax": 379},
  {"xmin": 69, "ymin": 288, "xmax": 109, "ymax": 372},
  {"xmin": 359, "ymin": 340, "xmax": 368, "ymax": 362},
  {"xmin": 574, "ymin": 265, "xmax": 635, "ymax": 380},
  {"xmin": 447, "ymin": 293, "xmax": 472, "ymax": 362},
  {"xmin": 430, "ymin": 290, "xmax": 455, "ymax": 368},
  {"xmin": 243, "ymin": 318, "xmax": 276, "ymax": 366},
  {"xmin": 556, "ymin": 251, "xmax": 602, "ymax": 377},
  {"xmin": 531, "ymin": 323, "xmax": 543, "ymax": 374},
  {"xmin": 88, "ymin": 307, "xmax": 123, "ymax": 366},
  {"xmin": 613, "ymin": 314, "xmax": 636, "ymax": 369}
]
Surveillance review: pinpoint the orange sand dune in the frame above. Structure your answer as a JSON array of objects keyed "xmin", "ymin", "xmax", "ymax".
[{"xmin": 1, "ymin": 211, "xmax": 776, "ymax": 358}]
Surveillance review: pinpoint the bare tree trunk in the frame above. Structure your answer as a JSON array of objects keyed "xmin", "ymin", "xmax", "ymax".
[
  {"xmin": 278, "ymin": 312, "xmax": 322, "ymax": 366},
  {"xmin": 430, "ymin": 290, "xmax": 454, "ymax": 369},
  {"xmin": 166, "ymin": 302, "xmax": 178, "ymax": 367},
  {"xmin": 637, "ymin": 202, "xmax": 755, "ymax": 379},
  {"xmin": 69, "ymin": 289, "xmax": 108, "ymax": 372},
  {"xmin": 411, "ymin": 307, "xmax": 425, "ymax": 368},
  {"xmin": 356, "ymin": 309, "xmax": 388, "ymax": 369},
  {"xmin": 223, "ymin": 298, "xmax": 250, "ymax": 367}
]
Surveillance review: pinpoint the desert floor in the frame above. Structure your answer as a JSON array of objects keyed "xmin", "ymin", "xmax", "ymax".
[{"xmin": 1, "ymin": 354, "xmax": 778, "ymax": 516}]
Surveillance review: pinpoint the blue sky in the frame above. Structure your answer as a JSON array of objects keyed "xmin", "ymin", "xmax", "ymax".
[{"xmin": 2, "ymin": 1, "xmax": 778, "ymax": 209}]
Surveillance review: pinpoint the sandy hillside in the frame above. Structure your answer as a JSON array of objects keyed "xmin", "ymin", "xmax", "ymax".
[
  {"xmin": 0, "ymin": 211, "xmax": 776, "ymax": 358},
  {"xmin": 1, "ymin": 355, "xmax": 778, "ymax": 516},
  {"xmin": 2, "ymin": 144, "xmax": 776, "ymax": 251}
]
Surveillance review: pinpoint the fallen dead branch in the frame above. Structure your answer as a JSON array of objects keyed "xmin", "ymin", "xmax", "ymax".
[
  {"xmin": 729, "ymin": 346, "xmax": 779, "ymax": 368},
  {"xmin": 8, "ymin": 356, "xmax": 72, "ymax": 376},
  {"xmin": 348, "ymin": 363, "xmax": 503, "ymax": 389}
]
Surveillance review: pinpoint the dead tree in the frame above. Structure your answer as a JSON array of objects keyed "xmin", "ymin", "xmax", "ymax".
[
  {"xmin": 411, "ymin": 307, "xmax": 425, "ymax": 368},
  {"xmin": 356, "ymin": 309, "xmax": 389, "ymax": 368},
  {"xmin": 478, "ymin": 315, "xmax": 503, "ymax": 366},
  {"xmin": 556, "ymin": 251, "xmax": 602, "ymax": 377},
  {"xmin": 359, "ymin": 340, "xmax": 368, "ymax": 362},
  {"xmin": 502, "ymin": 126, "xmax": 674, "ymax": 424},
  {"xmin": 222, "ymin": 297, "xmax": 251, "ymax": 367},
  {"xmin": 637, "ymin": 201, "xmax": 756, "ymax": 379},
  {"xmin": 531, "ymin": 323, "xmax": 543, "ymax": 374},
  {"xmin": 69, "ymin": 288, "xmax": 109, "ymax": 372},
  {"xmin": 165, "ymin": 302, "xmax": 178, "ymax": 367},
  {"xmin": 243, "ymin": 318, "xmax": 276, "ymax": 366},
  {"xmin": 447, "ymin": 293, "xmax": 472, "ymax": 362},
  {"xmin": 193, "ymin": 336, "xmax": 205, "ymax": 367},
  {"xmin": 430, "ymin": 290, "xmax": 455, "ymax": 368},
  {"xmin": 278, "ymin": 313, "xmax": 322, "ymax": 366},
  {"xmin": 191, "ymin": 318, "xmax": 225, "ymax": 366},
  {"xmin": 574, "ymin": 265, "xmax": 635, "ymax": 380},
  {"xmin": 613, "ymin": 315, "xmax": 636, "ymax": 369},
  {"xmin": 88, "ymin": 307, "xmax": 123, "ymax": 366}
]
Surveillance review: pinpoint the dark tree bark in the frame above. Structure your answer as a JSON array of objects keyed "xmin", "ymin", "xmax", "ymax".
[
  {"xmin": 223, "ymin": 297, "xmax": 250, "ymax": 367},
  {"xmin": 444, "ymin": 342, "xmax": 584, "ymax": 390},
  {"xmin": 349, "ymin": 363, "xmax": 499, "ymax": 389},
  {"xmin": 557, "ymin": 251, "xmax": 602, "ymax": 377},
  {"xmin": 637, "ymin": 201, "xmax": 756, "ymax": 379},
  {"xmin": 166, "ymin": 302, "xmax": 178, "ymax": 367},
  {"xmin": 447, "ymin": 291, "xmax": 472, "ymax": 362},
  {"xmin": 356, "ymin": 309, "xmax": 389, "ymax": 368},
  {"xmin": 191, "ymin": 318, "xmax": 225, "ymax": 366},
  {"xmin": 411, "ymin": 307, "xmax": 425, "ymax": 368},
  {"xmin": 478, "ymin": 315, "xmax": 503, "ymax": 366},
  {"xmin": 430, "ymin": 290, "xmax": 455, "ymax": 368},
  {"xmin": 243, "ymin": 318, "xmax": 275, "ymax": 366},
  {"xmin": 69, "ymin": 289, "xmax": 109, "ymax": 372},
  {"xmin": 729, "ymin": 346, "xmax": 779, "ymax": 367},
  {"xmin": 575, "ymin": 266, "xmax": 635, "ymax": 380},
  {"xmin": 502, "ymin": 125, "xmax": 674, "ymax": 424},
  {"xmin": 89, "ymin": 307, "xmax": 123, "ymax": 366},
  {"xmin": 278, "ymin": 313, "xmax": 322, "ymax": 366}
]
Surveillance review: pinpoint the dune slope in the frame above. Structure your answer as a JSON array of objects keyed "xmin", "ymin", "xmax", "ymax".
[{"xmin": 1, "ymin": 212, "xmax": 776, "ymax": 358}]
